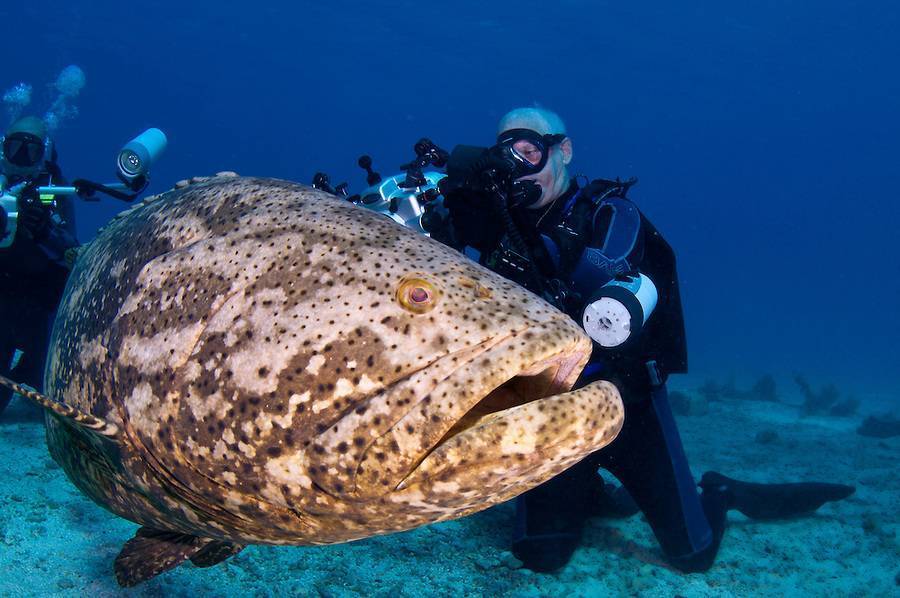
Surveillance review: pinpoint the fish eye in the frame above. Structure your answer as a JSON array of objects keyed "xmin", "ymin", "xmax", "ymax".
[{"xmin": 397, "ymin": 276, "xmax": 439, "ymax": 314}]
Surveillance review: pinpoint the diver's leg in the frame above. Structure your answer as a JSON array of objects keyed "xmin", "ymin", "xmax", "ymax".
[
  {"xmin": 0, "ymin": 342, "xmax": 15, "ymax": 415},
  {"xmin": 511, "ymin": 454, "xmax": 604, "ymax": 572},
  {"xmin": 9, "ymin": 306, "xmax": 53, "ymax": 391},
  {"xmin": 595, "ymin": 382, "xmax": 725, "ymax": 572},
  {"xmin": 0, "ymin": 293, "xmax": 20, "ymax": 415}
]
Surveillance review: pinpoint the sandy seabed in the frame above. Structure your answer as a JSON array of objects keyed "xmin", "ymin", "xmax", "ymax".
[{"xmin": 0, "ymin": 382, "xmax": 897, "ymax": 597}]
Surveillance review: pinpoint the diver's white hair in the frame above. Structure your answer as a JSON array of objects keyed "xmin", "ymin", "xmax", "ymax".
[{"xmin": 497, "ymin": 107, "xmax": 567, "ymax": 136}]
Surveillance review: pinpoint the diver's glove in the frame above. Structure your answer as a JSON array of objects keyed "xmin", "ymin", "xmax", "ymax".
[{"xmin": 18, "ymin": 201, "xmax": 52, "ymax": 242}]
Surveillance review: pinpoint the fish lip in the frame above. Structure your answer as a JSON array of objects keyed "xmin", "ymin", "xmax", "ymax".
[
  {"xmin": 349, "ymin": 314, "xmax": 591, "ymax": 498},
  {"xmin": 389, "ymin": 321, "xmax": 591, "ymax": 490}
]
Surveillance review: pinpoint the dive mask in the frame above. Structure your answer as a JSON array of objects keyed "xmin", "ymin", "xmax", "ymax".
[
  {"xmin": 495, "ymin": 128, "xmax": 566, "ymax": 177},
  {"xmin": 2, "ymin": 132, "xmax": 47, "ymax": 168}
]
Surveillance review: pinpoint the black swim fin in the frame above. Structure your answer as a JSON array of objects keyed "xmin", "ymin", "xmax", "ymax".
[{"xmin": 699, "ymin": 471, "xmax": 855, "ymax": 520}]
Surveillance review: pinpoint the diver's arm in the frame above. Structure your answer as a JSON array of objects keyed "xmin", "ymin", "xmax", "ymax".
[
  {"xmin": 33, "ymin": 167, "xmax": 80, "ymax": 266},
  {"xmin": 44, "ymin": 162, "xmax": 78, "ymax": 239},
  {"xmin": 53, "ymin": 195, "xmax": 78, "ymax": 240}
]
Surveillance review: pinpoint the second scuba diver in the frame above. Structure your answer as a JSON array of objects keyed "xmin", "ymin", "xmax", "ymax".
[{"xmin": 0, "ymin": 115, "xmax": 79, "ymax": 416}]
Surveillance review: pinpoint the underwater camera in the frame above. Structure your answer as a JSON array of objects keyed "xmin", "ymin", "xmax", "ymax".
[
  {"xmin": 313, "ymin": 139, "xmax": 450, "ymax": 237},
  {"xmin": 357, "ymin": 139, "xmax": 449, "ymax": 236}
]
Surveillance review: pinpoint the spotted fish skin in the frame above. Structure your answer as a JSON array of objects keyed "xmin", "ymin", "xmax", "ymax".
[{"xmin": 42, "ymin": 174, "xmax": 624, "ymax": 548}]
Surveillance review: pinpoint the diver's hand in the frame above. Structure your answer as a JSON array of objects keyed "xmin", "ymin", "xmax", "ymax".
[
  {"xmin": 18, "ymin": 202, "xmax": 52, "ymax": 242},
  {"xmin": 443, "ymin": 189, "xmax": 504, "ymax": 252}
]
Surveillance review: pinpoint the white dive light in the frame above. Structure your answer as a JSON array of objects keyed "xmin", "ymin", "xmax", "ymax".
[
  {"xmin": 117, "ymin": 128, "xmax": 167, "ymax": 185},
  {"xmin": 582, "ymin": 273, "xmax": 658, "ymax": 348}
]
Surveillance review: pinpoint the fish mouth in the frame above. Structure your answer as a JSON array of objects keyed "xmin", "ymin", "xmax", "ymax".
[
  {"xmin": 422, "ymin": 349, "xmax": 587, "ymax": 459},
  {"xmin": 385, "ymin": 320, "xmax": 625, "ymax": 498}
]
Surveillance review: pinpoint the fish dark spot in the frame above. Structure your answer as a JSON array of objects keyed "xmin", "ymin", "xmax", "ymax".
[
  {"xmin": 337, "ymin": 442, "xmax": 349, "ymax": 453},
  {"xmin": 266, "ymin": 446, "xmax": 283, "ymax": 457}
]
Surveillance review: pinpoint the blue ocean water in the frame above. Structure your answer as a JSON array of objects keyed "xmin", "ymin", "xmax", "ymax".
[
  {"xmin": 2, "ymin": 1, "xmax": 898, "ymax": 595},
  {"xmin": 6, "ymin": 1, "xmax": 897, "ymax": 404}
]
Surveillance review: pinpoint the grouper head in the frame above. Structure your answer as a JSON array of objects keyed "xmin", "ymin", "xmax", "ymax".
[{"xmin": 37, "ymin": 175, "xmax": 624, "ymax": 548}]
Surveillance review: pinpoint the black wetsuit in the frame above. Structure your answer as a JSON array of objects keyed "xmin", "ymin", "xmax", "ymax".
[
  {"xmin": 0, "ymin": 165, "xmax": 79, "ymax": 416},
  {"xmin": 446, "ymin": 177, "xmax": 725, "ymax": 571}
]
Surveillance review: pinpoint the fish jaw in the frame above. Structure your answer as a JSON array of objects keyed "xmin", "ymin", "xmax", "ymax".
[
  {"xmin": 344, "ymin": 314, "xmax": 623, "ymax": 504},
  {"xmin": 391, "ymin": 379, "xmax": 622, "ymax": 513}
]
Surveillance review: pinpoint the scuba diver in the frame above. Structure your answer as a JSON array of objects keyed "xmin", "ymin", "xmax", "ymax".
[
  {"xmin": 0, "ymin": 115, "xmax": 79, "ymax": 416},
  {"xmin": 433, "ymin": 106, "xmax": 855, "ymax": 573},
  {"xmin": 1, "ymin": 68, "xmax": 167, "ymax": 418}
]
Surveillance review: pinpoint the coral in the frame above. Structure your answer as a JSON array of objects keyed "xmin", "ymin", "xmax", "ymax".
[
  {"xmin": 857, "ymin": 413, "xmax": 900, "ymax": 438},
  {"xmin": 830, "ymin": 397, "xmax": 860, "ymax": 417},
  {"xmin": 793, "ymin": 374, "xmax": 841, "ymax": 415},
  {"xmin": 698, "ymin": 379, "xmax": 721, "ymax": 402},
  {"xmin": 698, "ymin": 374, "xmax": 779, "ymax": 403},
  {"xmin": 751, "ymin": 374, "xmax": 778, "ymax": 402},
  {"xmin": 720, "ymin": 374, "xmax": 739, "ymax": 400}
]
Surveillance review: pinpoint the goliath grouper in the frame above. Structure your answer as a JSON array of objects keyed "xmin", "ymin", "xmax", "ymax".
[{"xmin": 0, "ymin": 174, "xmax": 624, "ymax": 586}]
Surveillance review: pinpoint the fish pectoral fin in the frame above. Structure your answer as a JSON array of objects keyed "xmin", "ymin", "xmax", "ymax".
[
  {"xmin": 0, "ymin": 374, "xmax": 119, "ymax": 438},
  {"xmin": 114, "ymin": 527, "xmax": 210, "ymax": 587},
  {"xmin": 189, "ymin": 540, "xmax": 245, "ymax": 568}
]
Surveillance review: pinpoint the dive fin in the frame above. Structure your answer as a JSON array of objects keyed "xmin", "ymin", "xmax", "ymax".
[
  {"xmin": 115, "ymin": 527, "xmax": 206, "ymax": 587},
  {"xmin": 189, "ymin": 540, "xmax": 245, "ymax": 567},
  {"xmin": 0, "ymin": 374, "xmax": 119, "ymax": 438},
  {"xmin": 699, "ymin": 471, "xmax": 855, "ymax": 520}
]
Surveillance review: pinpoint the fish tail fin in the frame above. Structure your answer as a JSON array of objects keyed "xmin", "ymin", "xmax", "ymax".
[{"xmin": 0, "ymin": 374, "xmax": 119, "ymax": 438}]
